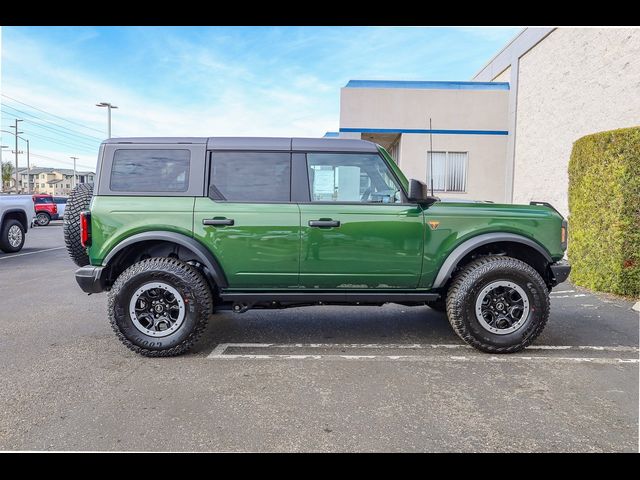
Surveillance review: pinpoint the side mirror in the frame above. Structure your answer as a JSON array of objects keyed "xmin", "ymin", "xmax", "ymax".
[{"xmin": 407, "ymin": 179, "xmax": 439, "ymax": 205}]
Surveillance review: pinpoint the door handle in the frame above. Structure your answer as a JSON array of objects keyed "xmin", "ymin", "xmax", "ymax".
[
  {"xmin": 203, "ymin": 218, "xmax": 234, "ymax": 226},
  {"xmin": 308, "ymin": 219, "xmax": 340, "ymax": 228}
]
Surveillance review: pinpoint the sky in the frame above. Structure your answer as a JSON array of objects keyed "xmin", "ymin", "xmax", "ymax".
[{"xmin": 0, "ymin": 26, "xmax": 519, "ymax": 172}]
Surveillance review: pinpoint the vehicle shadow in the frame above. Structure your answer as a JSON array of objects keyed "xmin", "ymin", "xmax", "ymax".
[{"xmin": 193, "ymin": 304, "xmax": 458, "ymax": 354}]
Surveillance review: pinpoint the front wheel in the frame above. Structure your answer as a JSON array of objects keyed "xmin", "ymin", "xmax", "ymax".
[
  {"xmin": 108, "ymin": 257, "xmax": 213, "ymax": 357},
  {"xmin": 0, "ymin": 220, "xmax": 25, "ymax": 253},
  {"xmin": 446, "ymin": 255, "xmax": 550, "ymax": 353}
]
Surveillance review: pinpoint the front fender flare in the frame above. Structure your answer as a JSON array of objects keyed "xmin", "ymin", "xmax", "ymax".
[
  {"xmin": 102, "ymin": 231, "xmax": 228, "ymax": 288},
  {"xmin": 431, "ymin": 232, "xmax": 553, "ymax": 289}
]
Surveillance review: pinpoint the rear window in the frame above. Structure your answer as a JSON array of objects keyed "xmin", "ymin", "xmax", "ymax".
[
  {"xmin": 209, "ymin": 152, "xmax": 290, "ymax": 202},
  {"xmin": 110, "ymin": 149, "xmax": 190, "ymax": 192},
  {"xmin": 53, "ymin": 197, "xmax": 67, "ymax": 204}
]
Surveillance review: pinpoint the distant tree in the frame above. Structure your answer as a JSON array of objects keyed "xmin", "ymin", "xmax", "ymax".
[{"xmin": 2, "ymin": 161, "xmax": 14, "ymax": 189}]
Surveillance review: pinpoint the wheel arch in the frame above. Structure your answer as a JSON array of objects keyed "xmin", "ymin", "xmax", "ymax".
[
  {"xmin": 431, "ymin": 233, "xmax": 553, "ymax": 289},
  {"xmin": 1, "ymin": 209, "xmax": 29, "ymax": 231},
  {"xmin": 102, "ymin": 231, "xmax": 228, "ymax": 289}
]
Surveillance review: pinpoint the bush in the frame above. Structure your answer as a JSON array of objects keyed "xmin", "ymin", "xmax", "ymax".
[{"xmin": 568, "ymin": 126, "xmax": 640, "ymax": 297}]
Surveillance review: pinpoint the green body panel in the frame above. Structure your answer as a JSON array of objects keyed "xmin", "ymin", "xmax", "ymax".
[
  {"xmin": 299, "ymin": 204, "xmax": 424, "ymax": 289},
  {"xmin": 88, "ymin": 144, "xmax": 565, "ymax": 293},
  {"xmin": 193, "ymin": 198, "xmax": 300, "ymax": 289},
  {"xmin": 88, "ymin": 196, "xmax": 195, "ymax": 266},
  {"xmin": 419, "ymin": 201, "xmax": 565, "ymax": 288}
]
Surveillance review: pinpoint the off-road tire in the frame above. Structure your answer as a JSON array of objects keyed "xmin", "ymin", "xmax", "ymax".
[
  {"xmin": 446, "ymin": 255, "xmax": 550, "ymax": 353},
  {"xmin": 63, "ymin": 183, "xmax": 93, "ymax": 266},
  {"xmin": 35, "ymin": 211, "xmax": 51, "ymax": 226},
  {"xmin": 108, "ymin": 257, "xmax": 213, "ymax": 357},
  {"xmin": 0, "ymin": 219, "xmax": 25, "ymax": 253}
]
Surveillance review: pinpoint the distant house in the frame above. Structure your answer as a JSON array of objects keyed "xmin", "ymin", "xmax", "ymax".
[{"xmin": 13, "ymin": 167, "xmax": 95, "ymax": 195}]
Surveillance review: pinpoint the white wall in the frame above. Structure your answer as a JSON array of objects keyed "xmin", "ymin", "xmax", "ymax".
[{"xmin": 511, "ymin": 28, "xmax": 640, "ymax": 216}]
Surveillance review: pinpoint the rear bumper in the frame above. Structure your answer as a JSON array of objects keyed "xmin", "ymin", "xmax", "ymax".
[
  {"xmin": 75, "ymin": 265, "xmax": 107, "ymax": 294},
  {"xmin": 549, "ymin": 260, "xmax": 571, "ymax": 286}
]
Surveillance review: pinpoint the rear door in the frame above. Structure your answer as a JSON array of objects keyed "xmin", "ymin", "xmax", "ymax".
[
  {"xmin": 193, "ymin": 150, "xmax": 300, "ymax": 289},
  {"xmin": 297, "ymin": 151, "xmax": 424, "ymax": 289}
]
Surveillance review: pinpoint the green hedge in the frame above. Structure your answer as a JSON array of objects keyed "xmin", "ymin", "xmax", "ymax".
[{"xmin": 568, "ymin": 126, "xmax": 640, "ymax": 297}]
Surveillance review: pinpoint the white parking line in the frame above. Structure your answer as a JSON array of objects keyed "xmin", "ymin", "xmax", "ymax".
[
  {"xmin": 551, "ymin": 294, "xmax": 588, "ymax": 298},
  {"xmin": 207, "ymin": 343, "xmax": 639, "ymax": 364},
  {"xmin": 0, "ymin": 246, "xmax": 65, "ymax": 260},
  {"xmin": 551, "ymin": 290, "xmax": 575, "ymax": 294}
]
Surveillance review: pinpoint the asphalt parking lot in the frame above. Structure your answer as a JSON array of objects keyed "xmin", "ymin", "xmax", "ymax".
[{"xmin": 0, "ymin": 223, "xmax": 638, "ymax": 452}]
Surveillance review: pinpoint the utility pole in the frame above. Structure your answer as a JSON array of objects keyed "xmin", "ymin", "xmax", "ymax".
[
  {"xmin": 96, "ymin": 102, "xmax": 118, "ymax": 138},
  {"xmin": 10, "ymin": 119, "xmax": 23, "ymax": 193},
  {"xmin": 71, "ymin": 156, "xmax": 78, "ymax": 189},
  {"xmin": 26, "ymin": 140, "xmax": 31, "ymax": 194}
]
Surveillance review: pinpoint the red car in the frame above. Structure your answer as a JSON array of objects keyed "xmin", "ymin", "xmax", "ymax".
[{"xmin": 32, "ymin": 194, "xmax": 58, "ymax": 226}]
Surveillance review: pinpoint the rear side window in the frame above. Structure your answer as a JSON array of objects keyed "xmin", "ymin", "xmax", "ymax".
[
  {"xmin": 53, "ymin": 197, "xmax": 67, "ymax": 204},
  {"xmin": 110, "ymin": 149, "xmax": 190, "ymax": 192},
  {"xmin": 34, "ymin": 196, "xmax": 53, "ymax": 204},
  {"xmin": 209, "ymin": 152, "xmax": 290, "ymax": 202}
]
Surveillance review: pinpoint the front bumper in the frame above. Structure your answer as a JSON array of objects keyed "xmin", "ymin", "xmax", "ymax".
[
  {"xmin": 75, "ymin": 265, "xmax": 107, "ymax": 294},
  {"xmin": 549, "ymin": 260, "xmax": 571, "ymax": 286}
]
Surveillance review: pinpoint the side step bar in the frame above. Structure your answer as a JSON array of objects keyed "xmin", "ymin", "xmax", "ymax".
[{"xmin": 220, "ymin": 291, "xmax": 440, "ymax": 313}]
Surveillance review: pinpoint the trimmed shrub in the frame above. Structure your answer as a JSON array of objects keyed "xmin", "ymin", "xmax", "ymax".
[{"xmin": 568, "ymin": 126, "xmax": 640, "ymax": 297}]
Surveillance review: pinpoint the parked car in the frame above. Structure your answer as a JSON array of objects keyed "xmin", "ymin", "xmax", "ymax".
[
  {"xmin": 0, "ymin": 194, "xmax": 35, "ymax": 253},
  {"xmin": 32, "ymin": 194, "xmax": 58, "ymax": 226},
  {"xmin": 53, "ymin": 196, "xmax": 68, "ymax": 219},
  {"xmin": 65, "ymin": 137, "xmax": 570, "ymax": 357}
]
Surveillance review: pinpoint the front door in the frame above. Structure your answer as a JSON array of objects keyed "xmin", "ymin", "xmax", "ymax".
[
  {"xmin": 298, "ymin": 152, "xmax": 424, "ymax": 289},
  {"xmin": 193, "ymin": 151, "xmax": 300, "ymax": 289}
]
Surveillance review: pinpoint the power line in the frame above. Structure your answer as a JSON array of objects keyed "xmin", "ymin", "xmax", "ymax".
[
  {"xmin": 8, "ymin": 130, "xmax": 98, "ymax": 153},
  {"xmin": 29, "ymin": 153, "xmax": 94, "ymax": 171},
  {"xmin": 1, "ymin": 104, "xmax": 103, "ymax": 144},
  {"xmin": 1, "ymin": 93, "xmax": 106, "ymax": 135}
]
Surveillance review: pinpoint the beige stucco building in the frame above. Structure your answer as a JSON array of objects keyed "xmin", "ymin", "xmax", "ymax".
[
  {"xmin": 334, "ymin": 28, "xmax": 640, "ymax": 216},
  {"xmin": 336, "ymin": 80, "xmax": 510, "ymax": 203}
]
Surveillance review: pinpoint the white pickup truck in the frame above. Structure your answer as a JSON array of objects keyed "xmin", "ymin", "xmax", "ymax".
[{"xmin": 0, "ymin": 194, "xmax": 35, "ymax": 253}]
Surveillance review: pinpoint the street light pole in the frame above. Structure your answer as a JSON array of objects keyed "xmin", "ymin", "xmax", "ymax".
[
  {"xmin": 70, "ymin": 156, "xmax": 78, "ymax": 189},
  {"xmin": 96, "ymin": 102, "xmax": 118, "ymax": 138}
]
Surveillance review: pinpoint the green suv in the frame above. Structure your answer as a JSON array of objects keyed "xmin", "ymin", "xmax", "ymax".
[{"xmin": 65, "ymin": 137, "xmax": 570, "ymax": 357}]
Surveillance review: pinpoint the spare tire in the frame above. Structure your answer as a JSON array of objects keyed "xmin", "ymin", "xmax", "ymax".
[{"xmin": 64, "ymin": 183, "xmax": 93, "ymax": 267}]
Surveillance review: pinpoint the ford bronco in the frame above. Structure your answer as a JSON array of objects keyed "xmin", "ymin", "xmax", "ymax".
[{"xmin": 64, "ymin": 137, "xmax": 570, "ymax": 357}]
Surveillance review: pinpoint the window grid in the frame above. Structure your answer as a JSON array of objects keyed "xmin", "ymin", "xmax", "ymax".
[{"xmin": 427, "ymin": 151, "xmax": 468, "ymax": 193}]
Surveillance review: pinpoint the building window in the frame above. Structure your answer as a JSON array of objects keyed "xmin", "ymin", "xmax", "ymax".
[
  {"xmin": 388, "ymin": 140, "xmax": 400, "ymax": 164},
  {"xmin": 427, "ymin": 151, "xmax": 468, "ymax": 193},
  {"xmin": 40, "ymin": 183, "xmax": 45, "ymax": 188}
]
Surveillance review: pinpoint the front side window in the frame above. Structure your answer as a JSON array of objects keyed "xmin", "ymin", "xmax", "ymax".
[
  {"xmin": 307, "ymin": 153, "xmax": 402, "ymax": 203},
  {"xmin": 209, "ymin": 151, "xmax": 291, "ymax": 202},
  {"xmin": 110, "ymin": 149, "xmax": 190, "ymax": 192}
]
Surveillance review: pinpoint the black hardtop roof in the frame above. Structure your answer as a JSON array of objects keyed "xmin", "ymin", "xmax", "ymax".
[{"xmin": 102, "ymin": 137, "xmax": 379, "ymax": 153}]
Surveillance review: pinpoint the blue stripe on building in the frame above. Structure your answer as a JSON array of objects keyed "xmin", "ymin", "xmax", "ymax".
[
  {"xmin": 344, "ymin": 80, "xmax": 510, "ymax": 91},
  {"xmin": 339, "ymin": 127, "xmax": 508, "ymax": 136}
]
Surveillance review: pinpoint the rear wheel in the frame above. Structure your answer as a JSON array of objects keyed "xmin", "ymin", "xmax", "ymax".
[
  {"xmin": 0, "ymin": 219, "xmax": 25, "ymax": 253},
  {"xmin": 108, "ymin": 257, "xmax": 213, "ymax": 357},
  {"xmin": 35, "ymin": 212, "xmax": 51, "ymax": 226},
  {"xmin": 446, "ymin": 255, "xmax": 550, "ymax": 353},
  {"xmin": 63, "ymin": 183, "xmax": 93, "ymax": 266}
]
